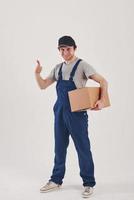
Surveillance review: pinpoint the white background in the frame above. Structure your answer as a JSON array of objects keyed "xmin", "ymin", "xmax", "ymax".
[{"xmin": 0, "ymin": 0, "xmax": 134, "ymax": 199}]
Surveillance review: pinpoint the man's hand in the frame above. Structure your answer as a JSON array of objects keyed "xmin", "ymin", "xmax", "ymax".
[
  {"xmin": 35, "ymin": 60, "xmax": 42, "ymax": 74},
  {"xmin": 89, "ymin": 73, "xmax": 108, "ymax": 111},
  {"xmin": 91, "ymin": 99, "xmax": 104, "ymax": 111}
]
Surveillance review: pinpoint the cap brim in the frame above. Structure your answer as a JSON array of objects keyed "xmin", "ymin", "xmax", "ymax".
[{"xmin": 58, "ymin": 44, "xmax": 72, "ymax": 48}]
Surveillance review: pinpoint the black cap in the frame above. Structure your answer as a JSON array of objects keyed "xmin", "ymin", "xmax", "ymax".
[{"xmin": 58, "ymin": 36, "xmax": 77, "ymax": 48}]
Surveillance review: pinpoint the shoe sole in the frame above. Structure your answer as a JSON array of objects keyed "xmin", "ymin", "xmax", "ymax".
[
  {"xmin": 82, "ymin": 192, "xmax": 93, "ymax": 198},
  {"xmin": 40, "ymin": 186, "xmax": 62, "ymax": 193}
]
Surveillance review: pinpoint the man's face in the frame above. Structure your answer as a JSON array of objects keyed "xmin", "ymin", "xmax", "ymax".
[{"xmin": 58, "ymin": 46, "xmax": 76, "ymax": 61}]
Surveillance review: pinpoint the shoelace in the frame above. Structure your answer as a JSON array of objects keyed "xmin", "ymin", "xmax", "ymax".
[
  {"xmin": 84, "ymin": 187, "xmax": 91, "ymax": 193},
  {"xmin": 46, "ymin": 181, "xmax": 51, "ymax": 186}
]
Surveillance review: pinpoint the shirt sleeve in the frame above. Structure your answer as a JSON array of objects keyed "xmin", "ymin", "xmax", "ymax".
[
  {"xmin": 82, "ymin": 61, "xmax": 97, "ymax": 79},
  {"xmin": 46, "ymin": 67, "xmax": 56, "ymax": 81}
]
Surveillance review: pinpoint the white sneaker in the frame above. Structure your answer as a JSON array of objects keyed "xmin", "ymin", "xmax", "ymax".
[
  {"xmin": 82, "ymin": 186, "xmax": 94, "ymax": 198},
  {"xmin": 40, "ymin": 181, "xmax": 61, "ymax": 193}
]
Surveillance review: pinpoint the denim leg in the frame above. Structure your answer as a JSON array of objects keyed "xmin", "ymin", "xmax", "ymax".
[
  {"xmin": 50, "ymin": 109, "xmax": 69, "ymax": 185},
  {"xmin": 64, "ymin": 111, "xmax": 96, "ymax": 187}
]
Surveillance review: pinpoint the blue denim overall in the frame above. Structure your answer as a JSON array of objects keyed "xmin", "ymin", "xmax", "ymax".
[{"xmin": 49, "ymin": 59, "xmax": 96, "ymax": 187}]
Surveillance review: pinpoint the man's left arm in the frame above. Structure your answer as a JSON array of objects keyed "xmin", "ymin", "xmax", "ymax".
[{"xmin": 89, "ymin": 73, "xmax": 108, "ymax": 110}]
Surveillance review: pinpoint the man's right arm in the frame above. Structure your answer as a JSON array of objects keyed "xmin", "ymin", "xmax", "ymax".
[
  {"xmin": 35, "ymin": 60, "xmax": 55, "ymax": 89},
  {"xmin": 35, "ymin": 73, "xmax": 55, "ymax": 89}
]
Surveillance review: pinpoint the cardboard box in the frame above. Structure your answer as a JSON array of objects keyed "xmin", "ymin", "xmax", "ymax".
[{"xmin": 68, "ymin": 87, "xmax": 111, "ymax": 112}]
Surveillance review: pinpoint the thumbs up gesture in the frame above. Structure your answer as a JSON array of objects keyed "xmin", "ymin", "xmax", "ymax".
[{"xmin": 35, "ymin": 60, "xmax": 42, "ymax": 74}]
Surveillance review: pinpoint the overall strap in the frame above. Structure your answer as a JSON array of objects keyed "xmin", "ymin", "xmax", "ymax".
[
  {"xmin": 58, "ymin": 63, "xmax": 64, "ymax": 80},
  {"xmin": 69, "ymin": 59, "xmax": 82, "ymax": 81}
]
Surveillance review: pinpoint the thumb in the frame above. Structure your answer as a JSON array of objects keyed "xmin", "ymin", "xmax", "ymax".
[{"xmin": 37, "ymin": 59, "xmax": 41, "ymax": 66}]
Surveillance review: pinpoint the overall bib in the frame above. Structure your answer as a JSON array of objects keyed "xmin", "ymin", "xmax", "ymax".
[{"xmin": 49, "ymin": 59, "xmax": 96, "ymax": 187}]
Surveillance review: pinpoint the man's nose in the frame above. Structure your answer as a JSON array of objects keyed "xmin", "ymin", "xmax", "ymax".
[{"xmin": 63, "ymin": 50, "xmax": 68, "ymax": 55}]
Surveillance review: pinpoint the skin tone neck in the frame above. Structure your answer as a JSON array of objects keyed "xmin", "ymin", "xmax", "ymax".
[
  {"xmin": 58, "ymin": 46, "xmax": 77, "ymax": 64},
  {"xmin": 64, "ymin": 55, "xmax": 77, "ymax": 64}
]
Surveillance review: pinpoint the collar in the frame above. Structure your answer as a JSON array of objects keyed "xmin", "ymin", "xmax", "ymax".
[{"xmin": 64, "ymin": 57, "xmax": 78, "ymax": 65}]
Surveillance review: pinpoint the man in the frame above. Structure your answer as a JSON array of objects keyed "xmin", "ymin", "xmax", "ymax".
[{"xmin": 35, "ymin": 36, "xmax": 108, "ymax": 198}]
